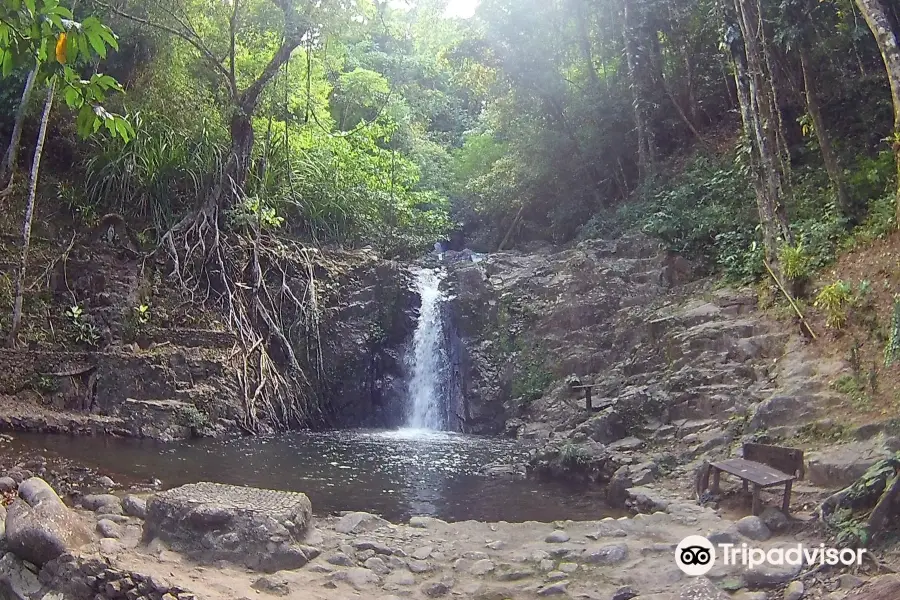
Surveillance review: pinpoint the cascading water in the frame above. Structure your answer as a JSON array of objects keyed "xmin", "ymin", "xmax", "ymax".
[{"xmin": 405, "ymin": 268, "xmax": 449, "ymax": 431}]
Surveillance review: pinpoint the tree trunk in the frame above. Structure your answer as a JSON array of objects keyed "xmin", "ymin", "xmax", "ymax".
[
  {"xmin": 0, "ymin": 69, "xmax": 37, "ymax": 192},
  {"xmin": 799, "ymin": 46, "xmax": 853, "ymax": 221},
  {"xmin": 8, "ymin": 81, "xmax": 55, "ymax": 347},
  {"xmin": 853, "ymin": 0, "xmax": 900, "ymax": 225},
  {"xmin": 623, "ymin": 0, "xmax": 656, "ymax": 178},
  {"xmin": 226, "ymin": 109, "xmax": 255, "ymax": 200}
]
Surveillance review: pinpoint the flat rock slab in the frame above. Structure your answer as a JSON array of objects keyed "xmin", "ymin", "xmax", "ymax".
[{"xmin": 143, "ymin": 482, "xmax": 315, "ymax": 573}]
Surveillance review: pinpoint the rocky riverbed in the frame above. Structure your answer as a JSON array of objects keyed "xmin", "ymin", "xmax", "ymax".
[{"xmin": 0, "ymin": 463, "xmax": 897, "ymax": 600}]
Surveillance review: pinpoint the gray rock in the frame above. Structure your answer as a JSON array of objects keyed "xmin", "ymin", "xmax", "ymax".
[
  {"xmin": 806, "ymin": 441, "xmax": 894, "ymax": 488},
  {"xmin": 412, "ymin": 545, "xmax": 433, "ymax": 560},
  {"xmin": 326, "ymin": 551, "xmax": 354, "ymax": 567},
  {"xmin": 760, "ymin": 507, "xmax": 790, "ymax": 532},
  {"xmin": 142, "ymin": 482, "xmax": 313, "ymax": 573},
  {"xmin": 335, "ymin": 512, "xmax": 389, "ymax": 534},
  {"xmin": 558, "ymin": 562, "xmax": 577, "ymax": 573},
  {"xmin": 545, "ymin": 530, "xmax": 570, "ymax": 543},
  {"xmin": 537, "ymin": 581, "xmax": 568, "ymax": 596},
  {"xmin": 0, "ymin": 477, "xmax": 17, "ymax": 493},
  {"xmin": 353, "ymin": 539, "xmax": 392, "ymax": 555},
  {"xmin": 611, "ymin": 586, "xmax": 638, "ymax": 600},
  {"xmin": 680, "ymin": 577, "xmax": 729, "ymax": 599},
  {"xmin": 122, "ymin": 495, "xmax": 147, "ymax": 519},
  {"xmin": 407, "ymin": 560, "xmax": 431, "ymax": 574},
  {"xmin": 5, "ymin": 478, "xmax": 91, "ymax": 566},
  {"xmin": 98, "ymin": 538, "xmax": 123, "ymax": 555},
  {"xmin": 486, "ymin": 540, "xmax": 506, "ymax": 550},
  {"xmin": 97, "ymin": 476, "xmax": 116, "ymax": 488},
  {"xmin": 743, "ymin": 560, "xmax": 802, "ymax": 588},
  {"xmin": 496, "ymin": 568, "xmax": 534, "ymax": 581},
  {"xmin": 252, "ymin": 575, "xmax": 290, "ymax": 597},
  {"xmin": 423, "ymin": 582, "xmax": 451, "ymax": 597},
  {"xmin": 586, "ymin": 522, "xmax": 627, "ymax": 539},
  {"xmin": 365, "ymin": 557, "xmax": 391, "ymax": 576},
  {"xmin": 332, "ymin": 567, "xmax": 380, "ymax": 590},
  {"xmin": 80, "ymin": 494, "xmax": 122, "ymax": 513},
  {"xmin": 732, "ymin": 592, "xmax": 767, "ymax": 600},
  {"xmin": 584, "ymin": 543, "xmax": 628, "ymax": 565},
  {"xmin": 539, "ymin": 559, "xmax": 555, "ymax": 571},
  {"xmin": 838, "ymin": 574, "xmax": 866, "ymax": 589},
  {"xmin": 470, "ymin": 560, "xmax": 495, "ymax": 576},
  {"xmin": 707, "ymin": 529, "xmax": 740, "ymax": 545},
  {"xmin": 0, "ymin": 552, "xmax": 42, "ymax": 599},
  {"xmin": 784, "ymin": 580, "xmax": 804, "ymax": 600},
  {"xmin": 736, "ymin": 516, "xmax": 771, "ymax": 541},
  {"xmin": 96, "ymin": 519, "xmax": 122, "ymax": 539}
]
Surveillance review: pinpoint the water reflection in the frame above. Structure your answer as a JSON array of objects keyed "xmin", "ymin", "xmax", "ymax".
[{"xmin": 4, "ymin": 430, "xmax": 618, "ymax": 522}]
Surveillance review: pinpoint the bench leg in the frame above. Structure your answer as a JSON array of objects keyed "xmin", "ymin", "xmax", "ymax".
[
  {"xmin": 711, "ymin": 468, "xmax": 721, "ymax": 494},
  {"xmin": 782, "ymin": 480, "xmax": 792, "ymax": 515},
  {"xmin": 742, "ymin": 479, "xmax": 749, "ymax": 495},
  {"xmin": 752, "ymin": 484, "xmax": 762, "ymax": 515}
]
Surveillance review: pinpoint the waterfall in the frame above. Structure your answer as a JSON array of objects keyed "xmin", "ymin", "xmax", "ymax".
[{"xmin": 405, "ymin": 268, "xmax": 448, "ymax": 431}]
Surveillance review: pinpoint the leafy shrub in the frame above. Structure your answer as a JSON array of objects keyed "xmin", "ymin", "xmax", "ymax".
[
  {"xmin": 814, "ymin": 281, "xmax": 853, "ymax": 329},
  {"xmin": 65, "ymin": 305, "xmax": 101, "ymax": 348},
  {"xmin": 779, "ymin": 242, "xmax": 810, "ymax": 282},
  {"xmin": 558, "ymin": 443, "xmax": 591, "ymax": 469}
]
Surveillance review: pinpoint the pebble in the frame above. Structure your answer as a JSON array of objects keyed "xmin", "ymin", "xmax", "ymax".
[{"xmin": 545, "ymin": 530, "xmax": 570, "ymax": 543}]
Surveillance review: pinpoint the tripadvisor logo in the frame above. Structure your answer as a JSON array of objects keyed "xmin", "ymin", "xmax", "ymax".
[{"xmin": 675, "ymin": 536, "xmax": 867, "ymax": 577}]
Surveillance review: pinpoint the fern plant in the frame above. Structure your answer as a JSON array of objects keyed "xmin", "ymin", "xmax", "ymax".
[
  {"xmin": 779, "ymin": 242, "xmax": 810, "ymax": 281},
  {"xmin": 814, "ymin": 281, "xmax": 853, "ymax": 329}
]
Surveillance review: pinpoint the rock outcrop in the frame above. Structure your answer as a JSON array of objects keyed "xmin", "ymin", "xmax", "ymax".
[{"xmin": 142, "ymin": 482, "xmax": 318, "ymax": 573}]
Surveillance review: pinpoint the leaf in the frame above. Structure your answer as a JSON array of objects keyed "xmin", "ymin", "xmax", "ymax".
[{"xmin": 86, "ymin": 31, "xmax": 106, "ymax": 59}]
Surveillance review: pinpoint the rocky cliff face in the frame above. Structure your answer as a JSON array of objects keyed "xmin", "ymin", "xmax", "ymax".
[
  {"xmin": 0, "ymin": 245, "xmax": 420, "ymax": 438},
  {"xmin": 441, "ymin": 235, "xmax": 807, "ymax": 483}
]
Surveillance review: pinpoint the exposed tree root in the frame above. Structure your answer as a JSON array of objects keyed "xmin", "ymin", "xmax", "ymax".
[
  {"xmin": 816, "ymin": 455, "xmax": 900, "ymax": 547},
  {"xmin": 158, "ymin": 195, "xmax": 332, "ymax": 432}
]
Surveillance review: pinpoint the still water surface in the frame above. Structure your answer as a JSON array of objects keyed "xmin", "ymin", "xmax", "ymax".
[{"xmin": 5, "ymin": 429, "xmax": 617, "ymax": 523}]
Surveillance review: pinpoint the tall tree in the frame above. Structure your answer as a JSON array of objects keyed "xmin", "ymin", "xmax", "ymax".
[{"xmin": 852, "ymin": 0, "xmax": 900, "ymax": 225}]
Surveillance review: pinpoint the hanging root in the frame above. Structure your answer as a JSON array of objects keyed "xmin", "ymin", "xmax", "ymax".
[{"xmin": 159, "ymin": 192, "xmax": 329, "ymax": 432}]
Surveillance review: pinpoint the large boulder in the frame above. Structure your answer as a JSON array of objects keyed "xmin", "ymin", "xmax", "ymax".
[
  {"xmin": 4, "ymin": 478, "xmax": 91, "ymax": 566},
  {"xmin": 849, "ymin": 574, "xmax": 900, "ymax": 599},
  {"xmin": 143, "ymin": 482, "xmax": 317, "ymax": 573}
]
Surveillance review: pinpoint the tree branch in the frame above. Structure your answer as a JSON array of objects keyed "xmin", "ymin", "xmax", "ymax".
[{"xmin": 92, "ymin": 0, "xmax": 235, "ymax": 96}]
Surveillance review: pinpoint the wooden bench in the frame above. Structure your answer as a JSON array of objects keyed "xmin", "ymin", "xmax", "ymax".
[{"xmin": 705, "ymin": 443, "xmax": 804, "ymax": 515}]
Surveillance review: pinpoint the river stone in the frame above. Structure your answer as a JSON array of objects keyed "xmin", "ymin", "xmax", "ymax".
[
  {"xmin": 96, "ymin": 519, "xmax": 122, "ymax": 539},
  {"xmin": 97, "ymin": 476, "xmax": 116, "ymax": 488},
  {"xmin": 584, "ymin": 543, "xmax": 628, "ymax": 565},
  {"xmin": 5, "ymin": 478, "xmax": 91, "ymax": 566},
  {"xmin": 407, "ymin": 559, "xmax": 431, "ymax": 573},
  {"xmin": 81, "ymin": 494, "xmax": 122, "ymax": 513},
  {"xmin": 143, "ymin": 482, "xmax": 313, "ymax": 573},
  {"xmin": 545, "ymin": 530, "xmax": 570, "ymax": 543},
  {"xmin": 736, "ymin": 516, "xmax": 771, "ymax": 541},
  {"xmin": 123, "ymin": 496, "xmax": 147, "ymax": 519},
  {"xmin": 335, "ymin": 512, "xmax": 390, "ymax": 534},
  {"xmin": 784, "ymin": 580, "xmax": 804, "ymax": 600},
  {"xmin": 0, "ymin": 477, "xmax": 17, "ymax": 493}
]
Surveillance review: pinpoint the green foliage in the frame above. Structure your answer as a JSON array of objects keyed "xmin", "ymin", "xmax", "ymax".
[
  {"xmin": 31, "ymin": 373, "xmax": 58, "ymax": 394},
  {"xmin": 814, "ymin": 281, "xmax": 853, "ymax": 329},
  {"xmin": 778, "ymin": 242, "xmax": 810, "ymax": 282},
  {"xmin": 64, "ymin": 304, "xmax": 100, "ymax": 347},
  {"xmin": 558, "ymin": 443, "xmax": 591, "ymax": 469},
  {"xmin": 511, "ymin": 350, "xmax": 553, "ymax": 406},
  {"xmin": 177, "ymin": 403, "xmax": 209, "ymax": 430},
  {"xmin": 885, "ymin": 297, "xmax": 900, "ymax": 368},
  {"xmin": 832, "ymin": 374, "xmax": 871, "ymax": 407}
]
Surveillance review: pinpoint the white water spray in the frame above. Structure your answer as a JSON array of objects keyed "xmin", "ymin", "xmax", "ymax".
[{"xmin": 405, "ymin": 268, "xmax": 448, "ymax": 431}]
